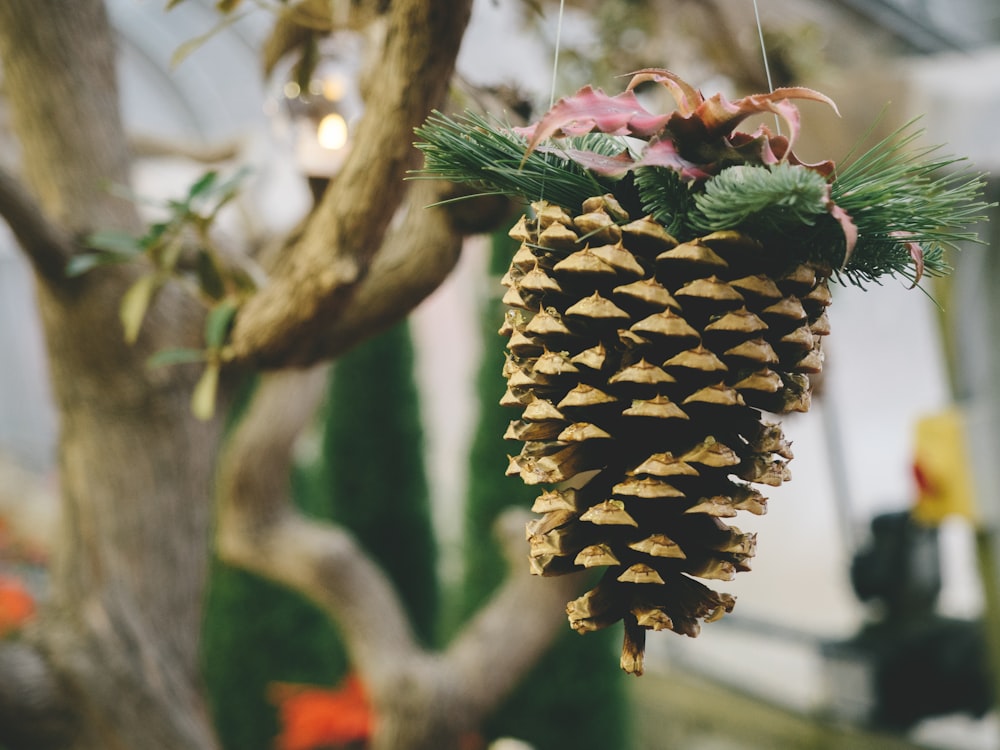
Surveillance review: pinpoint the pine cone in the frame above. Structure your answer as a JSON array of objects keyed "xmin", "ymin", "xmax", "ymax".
[{"xmin": 501, "ymin": 196, "xmax": 831, "ymax": 674}]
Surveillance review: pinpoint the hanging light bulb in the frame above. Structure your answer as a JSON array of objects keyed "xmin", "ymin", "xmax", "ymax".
[
  {"xmin": 270, "ymin": 38, "xmax": 363, "ymax": 181},
  {"xmin": 316, "ymin": 112, "xmax": 349, "ymax": 151}
]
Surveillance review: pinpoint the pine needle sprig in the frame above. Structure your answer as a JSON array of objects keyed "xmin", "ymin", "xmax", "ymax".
[
  {"xmin": 832, "ymin": 120, "xmax": 992, "ymax": 286},
  {"xmin": 413, "ymin": 111, "xmax": 618, "ymax": 211},
  {"xmin": 634, "ymin": 166, "xmax": 696, "ymax": 238},
  {"xmin": 688, "ymin": 163, "xmax": 830, "ymax": 238}
]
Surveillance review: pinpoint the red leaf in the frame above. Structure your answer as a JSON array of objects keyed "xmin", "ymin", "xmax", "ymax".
[
  {"xmin": 891, "ymin": 231, "xmax": 925, "ymax": 286},
  {"xmin": 272, "ymin": 674, "xmax": 373, "ymax": 750},
  {"xmin": 553, "ymin": 146, "xmax": 636, "ymax": 176},
  {"xmin": 830, "ymin": 202, "xmax": 858, "ymax": 267},
  {"xmin": 625, "ymin": 68, "xmax": 703, "ymax": 115},
  {"xmin": 633, "ymin": 138, "xmax": 711, "ymax": 180},
  {"xmin": 0, "ymin": 575, "xmax": 35, "ymax": 636},
  {"xmin": 516, "ymin": 85, "xmax": 671, "ymax": 158}
]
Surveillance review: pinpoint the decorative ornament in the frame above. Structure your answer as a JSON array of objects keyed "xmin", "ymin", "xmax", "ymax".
[{"xmin": 415, "ymin": 69, "xmax": 990, "ymax": 674}]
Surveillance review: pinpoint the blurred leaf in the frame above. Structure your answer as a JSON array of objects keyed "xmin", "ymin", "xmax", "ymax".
[
  {"xmin": 191, "ymin": 363, "xmax": 221, "ymax": 421},
  {"xmin": 196, "ymin": 249, "xmax": 227, "ymax": 300},
  {"xmin": 205, "ymin": 298, "xmax": 239, "ymax": 350},
  {"xmin": 65, "ymin": 252, "xmax": 128, "ymax": 278},
  {"xmin": 120, "ymin": 274, "xmax": 160, "ymax": 344},
  {"xmin": 187, "ymin": 171, "xmax": 219, "ymax": 202},
  {"xmin": 147, "ymin": 347, "xmax": 207, "ymax": 369},
  {"xmin": 150, "ymin": 234, "xmax": 185, "ymax": 273},
  {"xmin": 85, "ymin": 229, "xmax": 144, "ymax": 255},
  {"xmin": 165, "ymin": 0, "xmax": 188, "ymax": 9},
  {"xmin": 171, "ymin": 11, "xmax": 250, "ymax": 69},
  {"xmin": 216, "ymin": 0, "xmax": 243, "ymax": 12},
  {"xmin": 205, "ymin": 166, "xmax": 252, "ymax": 218},
  {"xmin": 263, "ymin": 0, "xmax": 333, "ymax": 77}
]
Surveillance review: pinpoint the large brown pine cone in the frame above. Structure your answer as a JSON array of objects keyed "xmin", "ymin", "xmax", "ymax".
[{"xmin": 500, "ymin": 195, "xmax": 831, "ymax": 674}]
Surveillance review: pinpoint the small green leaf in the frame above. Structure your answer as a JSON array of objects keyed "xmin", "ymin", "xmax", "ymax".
[
  {"xmin": 204, "ymin": 298, "xmax": 239, "ymax": 350},
  {"xmin": 195, "ymin": 248, "xmax": 227, "ymax": 300},
  {"xmin": 85, "ymin": 230, "xmax": 143, "ymax": 255},
  {"xmin": 187, "ymin": 171, "xmax": 219, "ymax": 202},
  {"xmin": 120, "ymin": 274, "xmax": 160, "ymax": 344},
  {"xmin": 147, "ymin": 347, "xmax": 206, "ymax": 369},
  {"xmin": 191, "ymin": 363, "xmax": 221, "ymax": 421},
  {"xmin": 65, "ymin": 252, "xmax": 129, "ymax": 278}
]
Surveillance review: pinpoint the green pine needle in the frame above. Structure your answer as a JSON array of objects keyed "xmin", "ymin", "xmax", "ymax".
[
  {"xmin": 634, "ymin": 166, "xmax": 695, "ymax": 238},
  {"xmin": 830, "ymin": 120, "xmax": 991, "ymax": 287},
  {"xmin": 688, "ymin": 163, "xmax": 830, "ymax": 237},
  {"xmin": 413, "ymin": 111, "xmax": 618, "ymax": 211},
  {"xmin": 413, "ymin": 109, "xmax": 991, "ymax": 290}
]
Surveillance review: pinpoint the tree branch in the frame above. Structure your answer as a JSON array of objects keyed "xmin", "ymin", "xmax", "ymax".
[
  {"xmin": 0, "ymin": 167, "xmax": 77, "ymax": 282},
  {"xmin": 310, "ymin": 179, "xmax": 466, "ymax": 360},
  {"xmin": 216, "ymin": 362, "xmax": 587, "ymax": 724},
  {"xmin": 227, "ymin": 0, "xmax": 473, "ymax": 368},
  {"xmin": 216, "ymin": 366, "xmax": 423, "ymax": 687},
  {"xmin": 445, "ymin": 510, "xmax": 588, "ymax": 719},
  {"xmin": 0, "ymin": 641, "xmax": 76, "ymax": 750}
]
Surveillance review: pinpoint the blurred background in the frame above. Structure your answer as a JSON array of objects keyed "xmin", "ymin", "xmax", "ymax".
[{"xmin": 1, "ymin": 0, "xmax": 999, "ymax": 748}]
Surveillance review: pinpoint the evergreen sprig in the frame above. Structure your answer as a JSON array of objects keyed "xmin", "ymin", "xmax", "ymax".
[
  {"xmin": 634, "ymin": 166, "xmax": 695, "ymax": 238},
  {"xmin": 414, "ymin": 109, "xmax": 991, "ymax": 289},
  {"xmin": 413, "ymin": 111, "xmax": 617, "ymax": 211},
  {"xmin": 829, "ymin": 121, "xmax": 991, "ymax": 286},
  {"xmin": 688, "ymin": 163, "xmax": 830, "ymax": 237}
]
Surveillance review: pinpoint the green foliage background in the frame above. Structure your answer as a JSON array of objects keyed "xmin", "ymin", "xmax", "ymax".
[
  {"xmin": 461, "ymin": 232, "xmax": 631, "ymax": 750},
  {"xmin": 202, "ymin": 320, "xmax": 437, "ymax": 750}
]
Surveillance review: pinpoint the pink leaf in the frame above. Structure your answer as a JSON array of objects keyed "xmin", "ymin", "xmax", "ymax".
[
  {"xmin": 891, "ymin": 231, "xmax": 925, "ymax": 286},
  {"xmin": 694, "ymin": 88, "xmax": 838, "ymax": 154},
  {"xmin": 555, "ymin": 147, "xmax": 637, "ymax": 176},
  {"xmin": 829, "ymin": 201, "xmax": 858, "ymax": 267},
  {"xmin": 516, "ymin": 85, "xmax": 672, "ymax": 159},
  {"xmin": 633, "ymin": 138, "xmax": 712, "ymax": 180},
  {"xmin": 625, "ymin": 68, "xmax": 704, "ymax": 116}
]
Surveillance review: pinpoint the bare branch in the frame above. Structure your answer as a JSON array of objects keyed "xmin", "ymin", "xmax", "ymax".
[
  {"xmin": 0, "ymin": 641, "xmax": 75, "ymax": 750},
  {"xmin": 0, "ymin": 167, "xmax": 76, "ymax": 281},
  {"xmin": 216, "ymin": 366, "xmax": 422, "ymax": 687},
  {"xmin": 310, "ymin": 179, "xmax": 465, "ymax": 359},
  {"xmin": 227, "ymin": 0, "xmax": 474, "ymax": 368},
  {"xmin": 445, "ymin": 509, "xmax": 588, "ymax": 718}
]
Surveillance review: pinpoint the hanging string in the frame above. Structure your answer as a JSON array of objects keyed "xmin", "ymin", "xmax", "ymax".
[
  {"xmin": 752, "ymin": 0, "xmax": 782, "ymax": 135},
  {"xmin": 537, "ymin": 0, "xmax": 566, "ymax": 203},
  {"xmin": 547, "ymin": 0, "xmax": 567, "ymax": 109}
]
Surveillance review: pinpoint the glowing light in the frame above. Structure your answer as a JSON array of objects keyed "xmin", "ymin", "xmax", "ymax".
[
  {"xmin": 283, "ymin": 81, "xmax": 301, "ymax": 99},
  {"xmin": 322, "ymin": 75, "xmax": 346, "ymax": 102},
  {"xmin": 316, "ymin": 113, "xmax": 349, "ymax": 151}
]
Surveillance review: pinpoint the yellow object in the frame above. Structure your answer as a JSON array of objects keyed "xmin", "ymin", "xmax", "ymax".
[{"xmin": 912, "ymin": 408, "xmax": 978, "ymax": 525}]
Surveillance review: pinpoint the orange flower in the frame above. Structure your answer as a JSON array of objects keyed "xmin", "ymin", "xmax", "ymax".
[
  {"xmin": 0, "ymin": 574, "xmax": 35, "ymax": 636},
  {"xmin": 271, "ymin": 674, "xmax": 373, "ymax": 750}
]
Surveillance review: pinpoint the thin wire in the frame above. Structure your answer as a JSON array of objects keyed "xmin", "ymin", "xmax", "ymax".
[
  {"xmin": 548, "ymin": 0, "xmax": 566, "ymax": 109},
  {"xmin": 539, "ymin": 0, "xmax": 566, "ymax": 202},
  {"xmin": 752, "ymin": 0, "xmax": 782, "ymax": 135}
]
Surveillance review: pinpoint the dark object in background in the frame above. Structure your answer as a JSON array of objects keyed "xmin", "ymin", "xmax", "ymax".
[
  {"xmin": 824, "ymin": 511, "xmax": 992, "ymax": 730},
  {"xmin": 850, "ymin": 511, "xmax": 941, "ymax": 620}
]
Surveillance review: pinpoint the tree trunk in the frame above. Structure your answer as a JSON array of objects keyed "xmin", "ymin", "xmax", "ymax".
[
  {"xmin": 0, "ymin": 1, "xmax": 221, "ymax": 747},
  {"xmin": 0, "ymin": 2, "xmax": 583, "ymax": 749}
]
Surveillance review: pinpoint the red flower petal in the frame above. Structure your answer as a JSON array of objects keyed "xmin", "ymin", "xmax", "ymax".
[
  {"xmin": 272, "ymin": 674, "xmax": 373, "ymax": 750},
  {"xmin": 0, "ymin": 575, "xmax": 35, "ymax": 636}
]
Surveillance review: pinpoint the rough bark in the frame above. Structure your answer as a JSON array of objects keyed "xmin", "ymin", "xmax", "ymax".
[
  {"xmin": 228, "ymin": 0, "xmax": 474, "ymax": 367},
  {"xmin": 0, "ymin": 1, "xmax": 577, "ymax": 748},
  {"xmin": 0, "ymin": 1, "xmax": 222, "ymax": 748}
]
